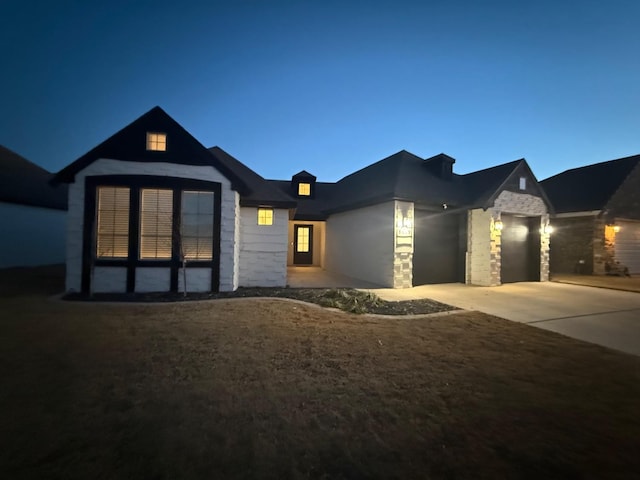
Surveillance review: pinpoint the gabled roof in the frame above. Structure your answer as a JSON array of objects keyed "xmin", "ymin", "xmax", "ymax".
[
  {"xmin": 0, "ymin": 145, "xmax": 67, "ymax": 210},
  {"xmin": 52, "ymin": 107, "xmax": 295, "ymax": 208},
  {"xmin": 270, "ymin": 150, "xmax": 548, "ymax": 218},
  {"xmin": 208, "ymin": 147, "xmax": 296, "ymax": 208},
  {"xmin": 52, "ymin": 106, "xmax": 247, "ymax": 192},
  {"xmin": 541, "ymin": 154, "xmax": 640, "ymax": 213}
]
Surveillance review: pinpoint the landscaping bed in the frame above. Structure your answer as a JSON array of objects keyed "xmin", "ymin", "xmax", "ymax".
[{"xmin": 63, "ymin": 287, "xmax": 458, "ymax": 315}]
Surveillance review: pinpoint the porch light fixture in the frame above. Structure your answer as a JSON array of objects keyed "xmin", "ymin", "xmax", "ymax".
[
  {"xmin": 396, "ymin": 216, "xmax": 413, "ymax": 237},
  {"xmin": 613, "ymin": 225, "xmax": 621, "ymax": 233},
  {"xmin": 541, "ymin": 221, "xmax": 553, "ymax": 235}
]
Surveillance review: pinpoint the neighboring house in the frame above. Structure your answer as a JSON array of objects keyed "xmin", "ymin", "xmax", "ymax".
[
  {"xmin": 0, "ymin": 145, "xmax": 67, "ymax": 268},
  {"xmin": 53, "ymin": 106, "xmax": 553, "ymax": 294},
  {"xmin": 541, "ymin": 155, "xmax": 640, "ymax": 275},
  {"xmin": 270, "ymin": 151, "xmax": 554, "ymax": 288},
  {"xmin": 52, "ymin": 107, "xmax": 295, "ymax": 294}
]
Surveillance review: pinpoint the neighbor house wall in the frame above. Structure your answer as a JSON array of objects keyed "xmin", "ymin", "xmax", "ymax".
[
  {"xmin": 65, "ymin": 159, "xmax": 238, "ymax": 293},
  {"xmin": 325, "ymin": 201, "xmax": 395, "ymax": 287},
  {"xmin": 549, "ymin": 215, "xmax": 598, "ymax": 274},
  {"xmin": 0, "ymin": 202, "xmax": 66, "ymax": 268},
  {"xmin": 238, "ymin": 207, "xmax": 289, "ymax": 287}
]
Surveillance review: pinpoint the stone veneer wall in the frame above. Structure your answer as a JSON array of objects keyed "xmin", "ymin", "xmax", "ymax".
[
  {"xmin": 393, "ymin": 200, "xmax": 414, "ymax": 288},
  {"xmin": 467, "ymin": 190, "xmax": 549, "ymax": 285}
]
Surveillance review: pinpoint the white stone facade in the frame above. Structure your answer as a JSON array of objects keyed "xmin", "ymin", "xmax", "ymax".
[
  {"xmin": 393, "ymin": 200, "xmax": 414, "ymax": 288},
  {"xmin": 238, "ymin": 207, "xmax": 289, "ymax": 287},
  {"xmin": 65, "ymin": 159, "xmax": 239, "ymax": 293}
]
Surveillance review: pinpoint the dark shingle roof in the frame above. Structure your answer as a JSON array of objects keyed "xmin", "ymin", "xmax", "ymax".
[
  {"xmin": 52, "ymin": 107, "xmax": 295, "ymax": 208},
  {"xmin": 208, "ymin": 147, "xmax": 296, "ymax": 208},
  {"xmin": 270, "ymin": 150, "xmax": 543, "ymax": 219},
  {"xmin": 541, "ymin": 154, "xmax": 640, "ymax": 213},
  {"xmin": 0, "ymin": 145, "xmax": 67, "ymax": 210}
]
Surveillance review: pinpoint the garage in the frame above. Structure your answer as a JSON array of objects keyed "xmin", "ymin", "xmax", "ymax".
[
  {"xmin": 615, "ymin": 219, "xmax": 640, "ymax": 274},
  {"xmin": 413, "ymin": 210, "xmax": 466, "ymax": 285},
  {"xmin": 500, "ymin": 215, "xmax": 540, "ymax": 283}
]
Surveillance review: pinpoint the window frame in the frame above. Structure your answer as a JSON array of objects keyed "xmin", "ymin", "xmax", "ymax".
[
  {"xmin": 83, "ymin": 175, "xmax": 222, "ymax": 294},
  {"xmin": 257, "ymin": 207, "xmax": 274, "ymax": 226},
  {"xmin": 297, "ymin": 182, "xmax": 311, "ymax": 196},
  {"xmin": 146, "ymin": 132, "xmax": 167, "ymax": 151}
]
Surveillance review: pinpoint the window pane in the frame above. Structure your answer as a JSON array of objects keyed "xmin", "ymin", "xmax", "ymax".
[
  {"xmin": 96, "ymin": 186, "xmax": 130, "ymax": 258},
  {"xmin": 181, "ymin": 191, "xmax": 214, "ymax": 260},
  {"xmin": 298, "ymin": 183, "xmax": 311, "ymax": 196},
  {"xmin": 140, "ymin": 189, "xmax": 173, "ymax": 259}
]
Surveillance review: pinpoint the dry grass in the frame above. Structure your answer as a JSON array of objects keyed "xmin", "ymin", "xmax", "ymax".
[{"xmin": 1, "ymin": 267, "xmax": 640, "ymax": 479}]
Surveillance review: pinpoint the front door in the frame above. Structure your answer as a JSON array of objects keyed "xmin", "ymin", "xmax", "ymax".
[{"xmin": 293, "ymin": 225, "xmax": 313, "ymax": 265}]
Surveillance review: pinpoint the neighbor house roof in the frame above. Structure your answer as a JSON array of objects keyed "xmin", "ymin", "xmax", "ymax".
[
  {"xmin": 541, "ymin": 154, "xmax": 640, "ymax": 213},
  {"xmin": 52, "ymin": 107, "xmax": 295, "ymax": 208},
  {"xmin": 0, "ymin": 145, "xmax": 67, "ymax": 210},
  {"xmin": 271, "ymin": 150, "xmax": 548, "ymax": 219}
]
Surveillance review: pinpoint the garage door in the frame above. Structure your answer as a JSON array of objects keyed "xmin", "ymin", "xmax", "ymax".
[
  {"xmin": 615, "ymin": 220, "xmax": 640, "ymax": 274},
  {"xmin": 413, "ymin": 211, "xmax": 465, "ymax": 285},
  {"xmin": 500, "ymin": 215, "xmax": 540, "ymax": 283}
]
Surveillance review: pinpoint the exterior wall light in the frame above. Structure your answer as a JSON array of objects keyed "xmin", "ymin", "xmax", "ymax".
[
  {"xmin": 613, "ymin": 225, "xmax": 621, "ymax": 233},
  {"xmin": 492, "ymin": 212, "xmax": 503, "ymax": 232},
  {"xmin": 541, "ymin": 222, "xmax": 553, "ymax": 235}
]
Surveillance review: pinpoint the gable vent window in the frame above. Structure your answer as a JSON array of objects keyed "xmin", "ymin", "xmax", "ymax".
[
  {"xmin": 146, "ymin": 132, "xmax": 167, "ymax": 151},
  {"xmin": 258, "ymin": 207, "xmax": 274, "ymax": 225},
  {"xmin": 140, "ymin": 189, "xmax": 173, "ymax": 259},
  {"xmin": 96, "ymin": 187, "xmax": 130, "ymax": 258},
  {"xmin": 298, "ymin": 182, "xmax": 311, "ymax": 196},
  {"xmin": 519, "ymin": 177, "xmax": 527, "ymax": 190}
]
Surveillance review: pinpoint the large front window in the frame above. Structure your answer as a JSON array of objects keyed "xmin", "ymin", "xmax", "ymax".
[
  {"xmin": 140, "ymin": 189, "xmax": 173, "ymax": 259},
  {"xmin": 180, "ymin": 191, "xmax": 214, "ymax": 260},
  {"xmin": 96, "ymin": 187, "xmax": 130, "ymax": 258}
]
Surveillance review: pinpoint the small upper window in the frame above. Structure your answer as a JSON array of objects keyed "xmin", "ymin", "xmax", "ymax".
[
  {"xmin": 519, "ymin": 177, "xmax": 527, "ymax": 190},
  {"xmin": 146, "ymin": 132, "xmax": 167, "ymax": 151},
  {"xmin": 298, "ymin": 183, "xmax": 311, "ymax": 196},
  {"xmin": 258, "ymin": 207, "xmax": 273, "ymax": 225}
]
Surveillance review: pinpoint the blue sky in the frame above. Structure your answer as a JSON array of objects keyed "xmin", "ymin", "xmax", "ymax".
[{"xmin": 2, "ymin": 0, "xmax": 639, "ymax": 181}]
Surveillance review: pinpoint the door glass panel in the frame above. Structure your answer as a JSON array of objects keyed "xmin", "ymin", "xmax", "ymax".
[{"xmin": 297, "ymin": 227, "xmax": 310, "ymax": 252}]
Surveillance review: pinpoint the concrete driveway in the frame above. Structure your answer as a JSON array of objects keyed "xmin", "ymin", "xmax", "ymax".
[{"xmin": 371, "ymin": 282, "xmax": 640, "ymax": 356}]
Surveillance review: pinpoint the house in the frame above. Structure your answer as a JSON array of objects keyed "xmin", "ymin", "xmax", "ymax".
[
  {"xmin": 270, "ymin": 150, "xmax": 554, "ymax": 288},
  {"xmin": 53, "ymin": 106, "xmax": 553, "ymax": 294},
  {"xmin": 541, "ymin": 155, "xmax": 640, "ymax": 275},
  {"xmin": 0, "ymin": 145, "xmax": 67, "ymax": 268},
  {"xmin": 52, "ymin": 107, "xmax": 295, "ymax": 294}
]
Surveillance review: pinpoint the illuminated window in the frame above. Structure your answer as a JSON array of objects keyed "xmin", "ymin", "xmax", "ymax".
[
  {"xmin": 298, "ymin": 182, "xmax": 311, "ymax": 196},
  {"xmin": 257, "ymin": 207, "xmax": 273, "ymax": 225},
  {"xmin": 297, "ymin": 226, "xmax": 310, "ymax": 252},
  {"xmin": 96, "ymin": 187, "xmax": 130, "ymax": 258},
  {"xmin": 519, "ymin": 177, "xmax": 527, "ymax": 190},
  {"xmin": 181, "ymin": 191, "xmax": 214, "ymax": 260},
  {"xmin": 146, "ymin": 132, "xmax": 167, "ymax": 151},
  {"xmin": 140, "ymin": 189, "xmax": 173, "ymax": 259}
]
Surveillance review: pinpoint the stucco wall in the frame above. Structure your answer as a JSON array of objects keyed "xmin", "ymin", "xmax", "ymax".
[
  {"xmin": 238, "ymin": 207, "xmax": 289, "ymax": 287},
  {"xmin": 325, "ymin": 202, "xmax": 395, "ymax": 287},
  {"xmin": 0, "ymin": 202, "xmax": 66, "ymax": 268},
  {"xmin": 65, "ymin": 159, "xmax": 238, "ymax": 293}
]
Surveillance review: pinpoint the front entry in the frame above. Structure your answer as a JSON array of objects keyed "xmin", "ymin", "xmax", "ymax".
[{"xmin": 293, "ymin": 225, "xmax": 313, "ymax": 265}]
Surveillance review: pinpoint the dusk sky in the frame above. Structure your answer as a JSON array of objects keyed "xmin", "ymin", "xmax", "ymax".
[{"xmin": 2, "ymin": 0, "xmax": 639, "ymax": 182}]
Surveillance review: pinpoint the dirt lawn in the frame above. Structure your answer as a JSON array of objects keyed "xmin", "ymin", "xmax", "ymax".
[{"xmin": 1, "ymin": 267, "xmax": 640, "ymax": 479}]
